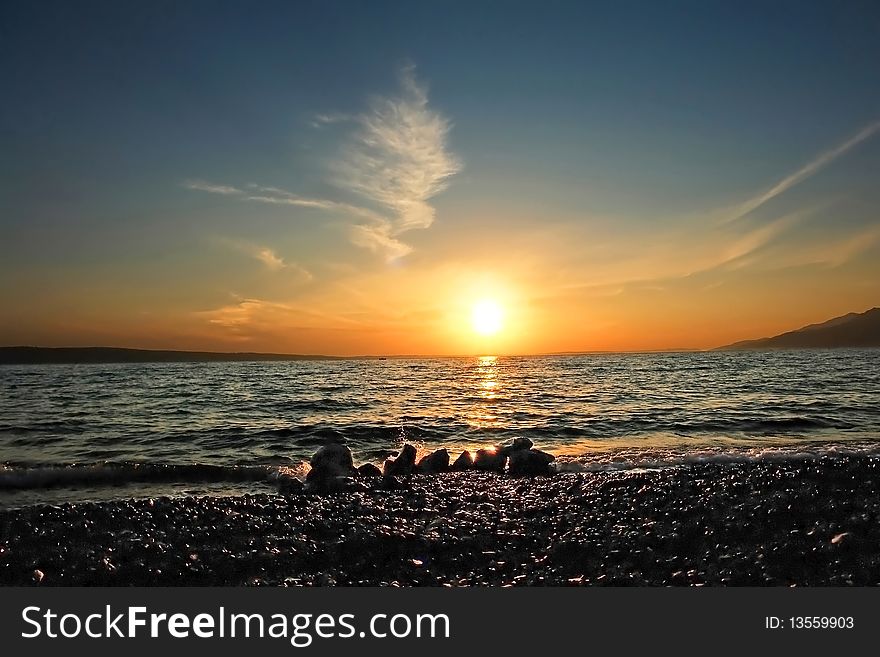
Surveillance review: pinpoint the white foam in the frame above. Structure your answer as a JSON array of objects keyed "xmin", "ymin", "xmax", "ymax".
[{"xmin": 551, "ymin": 442, "xmax": 880, "ymax": 473}]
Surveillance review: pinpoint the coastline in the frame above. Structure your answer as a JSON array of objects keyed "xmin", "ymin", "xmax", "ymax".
[{"xmin": 2, "ymin": 453, "xmax": 878, "ymax": 586}]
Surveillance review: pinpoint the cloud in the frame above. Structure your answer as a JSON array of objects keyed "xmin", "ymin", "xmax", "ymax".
[
  {"xmin": 183, "ymin": 180, "xmax": 242, "ymax": 195},
  {"xmin": 253, "ymin": 246, "xmax": 287, "ymax": 271},
  {"xmin": 765, "ymin": 223, "xmax": 880, "ymax": 270},
  {"xmin": 183, "ymin": 66, "xmax": 460, "ymax": 264},
  {"xmin": 196, "ymin": 295, "xmax": 365, "ymax": 340},
  {"xmin": 310, "ymin": 112, "xmax": 351, "ymax": 128},
  {"xmin": 559, "ymin": 206, "xmax": 812, "ymax": 293},
  {"xmin": 348, "ymin": 221, "xmax": 413, "ymax": 261},
  {"xmin": 558, "ymin": 115, "xmax": 880, "ymax": 295},
  {"xmin": 220, "ymin": 238, "xmax": 313, "ymax": 280},
  {"xmin": 242, "ymin": 184, "xmax": 385, "ymax": 222},
  {"xmin": 821, "ymin": 224, "xmax": 880, "ymax": 267},
  {"xmin": 198, "ymin": 297, "xmax": 293, "ymax": 331},
  {"xmin": 715, "ymin": 209, "xmax": 808, "ymax": 270},
  {"xmin": 185, "ymin": 179, "xmax": 386, "ymax": 226},
  {"xmin": 334, "ymin": 66, "xmax": 461, "ymax": 258},
  {"xmin": 722, "ymin": 119, "xmax": 880, "ymax": 225}
]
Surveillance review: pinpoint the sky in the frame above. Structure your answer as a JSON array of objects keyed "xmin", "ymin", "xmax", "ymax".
[{"xmin": 2, "ymin": 0, "xmax": 879, "ymax": 355}]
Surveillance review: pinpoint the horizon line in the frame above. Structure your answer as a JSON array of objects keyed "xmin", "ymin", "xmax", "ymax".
[{"xmin": 0, "ymin": 344, "xmax": 709, "ymax": 361}]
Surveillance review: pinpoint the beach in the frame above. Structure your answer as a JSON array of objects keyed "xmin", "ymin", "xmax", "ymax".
[
  {"xmin": 2, "ymin": 352, "xmax": 879, "ymax": 586},
  {"xmin": 2, "ymin": 453, "xmax": 878, "ymax": 586}
]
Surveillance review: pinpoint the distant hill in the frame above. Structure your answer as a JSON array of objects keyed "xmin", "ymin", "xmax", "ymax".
[
  {"xmin": 716, "ymin": 307, "xmax": 880, "ymax": 350},
  {"xmin": 0, "ymin": 346, "xmax": 347, "ymax": 364}
]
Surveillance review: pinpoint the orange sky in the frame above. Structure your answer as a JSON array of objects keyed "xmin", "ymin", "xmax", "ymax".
[{"xmin": 3, "ymin": 52, "xmax": 880, "ymax": 355}]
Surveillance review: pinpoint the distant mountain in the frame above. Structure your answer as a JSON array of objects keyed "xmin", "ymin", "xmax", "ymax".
[
  {"xmin": 716, "ymin": 307, "xmax": 880, "ymax": 350},
  {"xmin": 0, "ymin": 346, "xmax": 347, "ymax": 364}
]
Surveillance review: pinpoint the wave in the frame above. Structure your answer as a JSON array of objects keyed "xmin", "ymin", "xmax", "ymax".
[
  {"xmin": 554, "ymin": 443, "xmax": 880, "ymax": 473},
  {"xmin": 3, "ymin": 442, "xmax": 880, "ymax": 493},
  {"xmin": 667, "ymin": 416, "xmax": 855, "ymax": 433}
]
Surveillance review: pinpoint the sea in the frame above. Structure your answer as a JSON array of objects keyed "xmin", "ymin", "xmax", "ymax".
[{"xmin": 1, "ymin": 350, "xmax": 879, "ymax": 507}]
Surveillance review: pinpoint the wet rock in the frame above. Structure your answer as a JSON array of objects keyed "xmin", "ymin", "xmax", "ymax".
[
  {"xmin": 497, "ymin": 436, "xmax": 533, "ymax": 457},
  {"xmin": 384, "ymin": 444, "xmax": 417, "ymax": 477},
  {"xmin": 450, "ymin": 451, "xmax": 474, "ymax": 471},
  {"xmin": 418, "ymin": 449, "xmax": 450, "ymax": 474},
  {"xmin": 304, "ymin": 474, "xmax": 361, "ymax": 495},
  {"xmin": 305, "ymin": 443, "xmax": 357, "ymax": 493},
  {"xmin": 277, "ymin": 475, "xmax": 304, "ymax": 494},
  {"xmin": 473, "ymin": 449, "xmax": 507, "ymax": 473},
  {"xmin": 356, "ymin": 463, "xmax": 383, "ymax": 478},
  {"xmin": 309, "ymin": 443, "xmax": 356, "ymax": 477},
  {"xmin": 380, "ymin": 474, "xmax": 404, "ymax": 491},
  {"xmin": 508, "ymin": 449, "xmax": 555, "ymax": 476},
  {"xmin": 2, "ymin": 453, "xmax": 878, "ymax": 586}
]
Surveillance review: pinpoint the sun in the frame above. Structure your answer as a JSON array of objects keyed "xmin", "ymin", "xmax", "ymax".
[{"xmin": 471, "ymin": 299, "xmax": 504, "ymax": 336}]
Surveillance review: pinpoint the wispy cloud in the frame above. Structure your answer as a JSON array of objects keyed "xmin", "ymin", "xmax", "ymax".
[
  {"xmin": 241, "ymin": 184, "xmax": 384, "ymax": 222},
  {"xmin": 560, "ymin": 119, "xmax": 880, "ymax": 293},
  {"xmin": 198, "ymin": 297, "xmax": 290, "ymax": 330},
  {"xmin": 183, "ymin": 180, "xmax": 242, "ymax": 195},
  {"xmin": 348, "ymin": 220, "xmax": 413, "ymax": 261},
  {"xmin": 310, "ymin": 112, "xmax": 351, "ymax": 128},
  {"xmin": 183, "ymin": 66, "xmax": 459, "ymax": 263},
  {"xmin": 766, "ymin": 223, "xmax": 880, "ymax": 270},
  {"xmin": 220, "ymin": 238, "xmax": 313, "ymax": 280},
  {"xmin": 185, "ymin": 180, "xmax": 382, "ymax": 221},
  {"xmin": 822, "ymin": 224, "xmax": 880, "ymax": 267},
  {"xmin": 253, "ymin": 246, "xmax": 286, "ymax": 271},
  {"xmin": 722, "ymin": 119, "xmax": 880, "ymax": 225},
  {"xmin": 716, "ymin": 209, "xmax": 809, "ymax": 270},
  {"xmin": 559, "ymin": 205, "xmax": 815, "ymax": 292},
  {"xmin": 196, "ymin": 294, "xmax": 367, "ymax": 339},
  {"xmin": 333, "ymin": 65, "xmax": 462, "ymax": 244}
]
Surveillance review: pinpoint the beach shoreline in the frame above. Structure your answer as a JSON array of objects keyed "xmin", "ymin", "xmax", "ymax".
[{"xmin": 2, "ymin": 454, "xmax": 878, "ymax": 586}]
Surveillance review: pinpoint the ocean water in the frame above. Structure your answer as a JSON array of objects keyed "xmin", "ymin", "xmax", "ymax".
[{"xmin": 1, "ymin": 350, "xmax": 879, "ymax": 507}]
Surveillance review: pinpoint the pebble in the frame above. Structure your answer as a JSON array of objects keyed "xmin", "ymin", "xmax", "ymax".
[{"xmin": 1, "ymin": 455, "xmax": 877, "ymax": 587}]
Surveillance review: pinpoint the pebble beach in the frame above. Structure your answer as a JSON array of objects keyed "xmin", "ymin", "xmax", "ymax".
[{"xmin": 2, "ymin": 452, "xmax": 878, "ymax": 586}]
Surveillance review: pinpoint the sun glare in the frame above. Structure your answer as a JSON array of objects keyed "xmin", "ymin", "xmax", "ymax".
[{"xmin": 471, "ymin": 299, "xmax": 503, "ymax": 336}]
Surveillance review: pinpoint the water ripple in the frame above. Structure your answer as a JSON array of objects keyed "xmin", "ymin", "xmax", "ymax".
[{"xmin": 1, "ymin": 350, "xmax": 879, "ymax": 471}]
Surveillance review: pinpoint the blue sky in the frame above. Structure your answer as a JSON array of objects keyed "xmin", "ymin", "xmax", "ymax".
[{"xmin": 2, "ymin": 1, "xmax": 879, "ymax": 353}]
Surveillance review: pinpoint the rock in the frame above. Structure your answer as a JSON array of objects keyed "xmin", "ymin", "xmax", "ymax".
[
  {"xmin": 309, "ymin": 443, "xmax": 355, "ymax": 477},
  {"xmin": 473, "ymin": 448, "xmax": 507, "ymax": 473},
  {"xmin": 384, "ymin": 444, "xmax": 417, "ymax": 477},
  {"xmin": 356, "ymin": 463, "xmax": 383, "ymax": 478},
  {"xmin": 380, "ymin": 474, "xmax": 404, "ymax": 491},
  {"xmin": 417, "ymin": 448, "xmax": 450, "ymax": 474},
  {"xmin": 305, "ymin": 444, "xmax": 359, "ymax": 493},
  {"xmin": 497, "ymin": 436, "xmax": 533, "ymax": 457},
  {"xmin": 508, "ymin": 449, "xmax": 555, "ymax": 476},
  {"xmin": 450, "ymin": 450, "xmax": 474, "ymax": 471},
  {"xmin": 276, "ymin": 475, "xmax": 304, "ymax": 494},
  {"xmin": 33, "ymin": 569, "xmax": 44, "ymax": 584},
  {"xmin": 304, "ymin": 474, "xmax": 362, "ymax": 494}
]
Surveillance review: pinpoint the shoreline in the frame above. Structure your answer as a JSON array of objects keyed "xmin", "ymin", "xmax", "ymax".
[{"xmin": 1, "ymin": 454, "xmax": 878, "ymax": 586}]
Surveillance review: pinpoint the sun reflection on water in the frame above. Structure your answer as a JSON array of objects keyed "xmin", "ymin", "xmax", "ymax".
[{"xmin": 467, "ymin": 355, "xmax": 501, "ymax": 429}]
